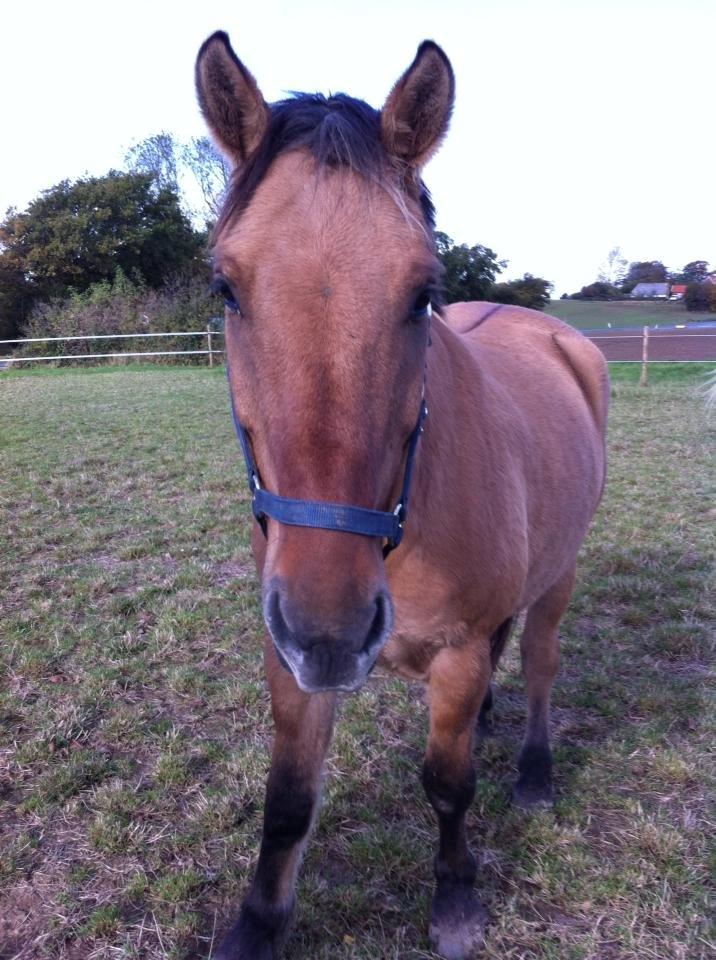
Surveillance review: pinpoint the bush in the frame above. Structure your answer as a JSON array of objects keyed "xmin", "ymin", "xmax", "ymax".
[
  {"xmin": 18, "ymin": 270, "xmax": 218, "ymax": 364},
  {"xmin": 491, "ymin": 274, "xmax": 553, "ymax": 311},
  {"xmin": 580, "ymin": 281, "xmax": 623, "ymax": 301},
  {"xmin": 684, "ymin": 282, "xmax": 716, "ymax": 312},
  {"xmin": 567, "ymin": 282, "xmax": 624, "ymax": 300}
]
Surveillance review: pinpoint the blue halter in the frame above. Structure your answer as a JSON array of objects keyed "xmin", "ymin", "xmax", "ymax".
[{"xmin": 226, "ymin": 368, "xmax": 427, "ymax": 557}]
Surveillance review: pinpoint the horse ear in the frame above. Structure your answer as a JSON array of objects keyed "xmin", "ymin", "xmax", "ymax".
[
  {"xmin": 381, "ymin": 41, "xmax": 455, "ymax": 170},
  {"xmin": 195, "ymin": 31, "xmax": 270, "ymax": 168}
]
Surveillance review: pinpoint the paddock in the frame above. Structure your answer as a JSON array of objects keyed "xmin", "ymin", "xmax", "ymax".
[{"xmin": 0, "ymin": 363, "xmax": 712, "ymax": 960}]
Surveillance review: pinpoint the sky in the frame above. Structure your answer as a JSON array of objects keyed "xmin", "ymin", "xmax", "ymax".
[{"xmin": 1, "ymin": 0, "xmax": 713, "ymax": 296}]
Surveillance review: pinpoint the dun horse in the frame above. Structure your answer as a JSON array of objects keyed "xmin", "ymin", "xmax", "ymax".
[{"xmin": 196, "ymin": 32, "xmax": 608, "ymax": 960}]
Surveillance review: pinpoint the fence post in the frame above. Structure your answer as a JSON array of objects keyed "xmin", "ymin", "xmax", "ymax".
[
  {"xmin": 207, "ymin": 325, "xmax": 214, "ymax": 367},
  {"xmin": 639, "ymin": 325, "xmax": 649, "ymax": 387}
]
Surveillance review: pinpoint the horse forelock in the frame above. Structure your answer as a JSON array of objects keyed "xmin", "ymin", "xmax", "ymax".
[{"xmin": 213, "ymin": 92, "xmax": 436, "ymax": 243}]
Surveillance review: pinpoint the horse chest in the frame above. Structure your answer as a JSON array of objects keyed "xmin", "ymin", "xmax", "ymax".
[
  {"xmin": 378, "ymin": 585, "xmax": 472, "ymax": 681},
  {"xmin": 378, "ymin": 629, "xmax": 463, "ymax": 681}
]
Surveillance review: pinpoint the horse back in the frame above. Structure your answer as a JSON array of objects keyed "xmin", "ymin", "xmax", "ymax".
[{"xmin": 444, "ymin": 301, "xmax": 609, "ymax": 441}]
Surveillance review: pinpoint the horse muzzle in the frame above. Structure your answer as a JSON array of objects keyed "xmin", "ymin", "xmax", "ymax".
[{"xmin": 263, "ymin": 583, "xmax": 393, "ymax": 693}]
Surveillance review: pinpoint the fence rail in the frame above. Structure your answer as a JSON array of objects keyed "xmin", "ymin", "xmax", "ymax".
[
  {"xmin": 7, "ymin": 350, "xmax": 218, "ymax": 363},
  {"xmin": 0, "ymin": 327, "xmax": 226, "ymax": 367},
  {"xmin": 1, "ymin": 326, "xmax": 715, "ymax": 373},
  {"xmin": 587, "ymin": 333, "xmax": 716, "ymax": 340},
  {"xmin": 0, "ymin": 330, "xmax": 218, "ymax": 345}
]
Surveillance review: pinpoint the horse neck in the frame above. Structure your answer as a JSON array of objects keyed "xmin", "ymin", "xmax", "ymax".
[{"xmin": 405, "ymin": 316, "xmax": 484, "ymax": 536}]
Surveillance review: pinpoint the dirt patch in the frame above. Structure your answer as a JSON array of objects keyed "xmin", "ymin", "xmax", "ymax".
[
  {"xmin": 209, "ymin": 560, "xmax": 255, "ymax": 584},
  {"xmin": 588, "ymin": 327, "xmax": 716, "ymax": 361},
  {"xmin": 0, "ymin": 870, "xmax": 69, "ymax": 960}
]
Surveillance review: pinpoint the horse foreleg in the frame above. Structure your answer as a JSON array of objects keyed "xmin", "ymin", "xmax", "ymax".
[
  {"xmin": 215, "ymin": 637, "xmax": 337, "ymax": 960},
  {"xmin": 423, "ymin": 641, "xmax": 491, "ymax": 960},
  {"xmin": 514, "ymin": 567, "xmax": 574, "ymax": 809}
]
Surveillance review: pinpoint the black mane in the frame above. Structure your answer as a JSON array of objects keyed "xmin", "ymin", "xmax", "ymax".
[{"xmin": 215, "ymin": 92, "xmax": 436, "ymax": 235}]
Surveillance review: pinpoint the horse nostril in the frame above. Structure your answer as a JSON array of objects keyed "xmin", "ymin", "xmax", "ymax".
[
  {"xmin": 265, "ymin": 587, "xmax": 290, "ymax": 644},
  {"xmin": 363, "ymin": 592, "xmax": 392, "ymax": 656},
  {"xmin": 265, "ymin": 582, "xmax": 392, "ymax": 659}
]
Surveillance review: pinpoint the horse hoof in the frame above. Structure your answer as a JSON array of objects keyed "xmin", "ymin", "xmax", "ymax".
[
  {"xmin": 212, "ymin": 936, "xmax": 274, "ymax": 960},
  {"xmin": 512, "ymin": 780, "xmax": 555, "ymax": 810},
  {"xmin": 213, "ymin": 939, "xmax": 273, "ymax": 960},
  {"xmin": 212, "ymin": 900, "xmax": 290, "ymax": 960},
  {"xmin": 429, "ymin": 885, "xmax": 488, "ymax": 960}
]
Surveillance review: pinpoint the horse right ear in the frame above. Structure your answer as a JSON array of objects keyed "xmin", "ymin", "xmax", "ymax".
[
  {"xmin": 195, "ymin": 31, "xmax": 270, "ymax": 168},
  {"xmin": 381, "ymin": 41, "xmax": 455, "ymax": 170}
]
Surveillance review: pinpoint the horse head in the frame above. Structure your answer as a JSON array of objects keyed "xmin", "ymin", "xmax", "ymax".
[{"xmin": 197, "ymin": 34, "xmax": 454, "ymax": 692}]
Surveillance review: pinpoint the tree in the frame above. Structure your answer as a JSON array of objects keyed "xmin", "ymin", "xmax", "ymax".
[
  {"xmin": 0, "ymin": 172, "xmax": 202, "ymax": 327},
  {"xmin": 621, "ymin": 260, "xmax": 667, "ymax": 292},
  {"xmin": 181, "ymin": 136, "xmax": 231, "ymax": 223},
  {"xmin": 126, "ymin": 133, "xmax": 230, "ymax": 226},
  {"xmin": 598, "ymin": 246, "xmax": 628, "ymax": 287},
  {"xmin": 0, "ymin": 246, "xmax": 29, "ymax": 339},
  {"xmin": 435, "ymin": 232, "xmax": 506, "ymax": 302},
  {"xmin": 491, "ymin": 274, "xmax": 553, "ymax": 310},
  {"xmin": 676, "ymin": 260, "xmax": 710, "ymax": 284},
  {"xmin": 124, "ymin": 132, "xmax": 179, "ymax": 194}
]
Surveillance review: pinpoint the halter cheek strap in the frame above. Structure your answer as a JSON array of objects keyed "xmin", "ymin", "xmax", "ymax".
[{"xmin": 227, "ymin": 366, "xmax": 427, "ymax": 557}]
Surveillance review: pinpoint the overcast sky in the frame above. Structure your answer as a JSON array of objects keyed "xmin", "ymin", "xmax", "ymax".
[{"xmin": 1, "ymin": 0, "xmax": 712, "ymax": 295}]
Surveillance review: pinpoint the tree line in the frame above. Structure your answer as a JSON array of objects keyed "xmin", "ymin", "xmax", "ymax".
[
  {"xmin": 0, "ymin": 133, "xmax": 229, "ymax": 342},
  {"xmin": 565, "ymin": 247, "xmax": 715, "ymax": 311},
  {"xmin": 435, "ymin": 233, "xmax": 552, "ymax": 311},
  {"xmin": 0, "ymin": 132, "xmax": 553, "ymax": 344}
]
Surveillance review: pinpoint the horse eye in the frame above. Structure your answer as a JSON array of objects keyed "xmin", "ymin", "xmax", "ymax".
[
  {"xmin": 411, "ymin": 291, "xmax": 432, "ymax": 320},
  {"xmin": 211, "ymin": 277, "xmax": 240, "ymax": 313}
]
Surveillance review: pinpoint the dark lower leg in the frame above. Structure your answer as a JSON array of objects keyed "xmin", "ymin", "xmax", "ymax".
[
  {"xmin": 476, "ymin": 684, "xmax": 493, "ymax": 735},
  {"xmin": 514, "ymin": 635, "xmax": 558, "ymax": 807},
  {"xmin": 424, "ymin": 645, "xmax": 490, "ymax": 960},
  {"xmin": 215, "ymin": 643, "xmax": 336, "ymax": 960},
  {"xmin": 423, "ymin": 758, "xmax": 478, "ymax": 887},
  {"xmin": 477, "ymin": 618, "xmax": 514, "ymax": 737},
  {"xmin": 423, "ymin": 757, "xmax": 487, "ymax": 959},
  {"xmin": 514, "ymin": 572, "xmax": 573, "ymax": 809},
  {"xmin": 514, "ymin": 693, "xmax": 554, "ymax": 807}
]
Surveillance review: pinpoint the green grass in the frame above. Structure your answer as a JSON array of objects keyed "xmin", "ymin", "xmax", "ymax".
[
  {"xmin": 547, "ymin": 298, "xmax": 716, "ymax": 330},
  {"xmin": 1, "ymin": 366, "xmax": 714, "ymax": 959},
  {"xmin": 608, "ymin": 361, "xmax": 714, "ymax": 384}
]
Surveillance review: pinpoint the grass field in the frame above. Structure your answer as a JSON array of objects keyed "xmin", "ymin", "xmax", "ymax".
[
  {"xmin": 546, "ymin": 299, "xmax": 716, "ymax": 331},
  {"xmin": 1, "ymin": 364, "xmax": 714, "ymax": 960}
]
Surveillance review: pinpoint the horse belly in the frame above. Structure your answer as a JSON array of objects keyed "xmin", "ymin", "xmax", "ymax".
[{"xmin": 516, "ymin": 413, "xmax": 605, "ymax": 609}]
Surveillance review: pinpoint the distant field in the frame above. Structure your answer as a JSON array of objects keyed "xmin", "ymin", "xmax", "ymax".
[
  {"xmin": 547, "ymin": 298, "xmax": 716, "ymax": 330},
  {"xmin": 1, "ymin": 366, "xmax": 713, "ymax": 960}
]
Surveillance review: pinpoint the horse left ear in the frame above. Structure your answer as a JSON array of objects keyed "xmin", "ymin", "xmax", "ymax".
[
  {"xmin": 195, "ymin": 31, "xmax": 270, "ymax": 168},
  {"xmin": 381, "ymin": 41, "xmax": 455, "ymax": 170}
]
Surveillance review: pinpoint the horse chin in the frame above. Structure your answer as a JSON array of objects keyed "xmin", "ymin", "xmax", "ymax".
[
  {"xmin": 296, "ymin": 674, "xmax": 369, "ymax": 695},
  {"xmin": 273, "ymin": 641, "xmax": 377, "ymax": 694}
]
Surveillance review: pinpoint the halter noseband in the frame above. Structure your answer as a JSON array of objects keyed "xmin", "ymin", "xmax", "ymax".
[{"xmin": 227, "ymin": 368, "xmax": 427, "ymax": 558}]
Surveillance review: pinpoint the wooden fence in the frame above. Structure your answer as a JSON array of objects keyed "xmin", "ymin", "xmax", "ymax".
[
  {"xmin": 2, "ymin": 326, "xmax": 715, "ymax": 381},
  {"xmin": 0, "ymin": 327, "xmax": 225, "ymax": 367}
]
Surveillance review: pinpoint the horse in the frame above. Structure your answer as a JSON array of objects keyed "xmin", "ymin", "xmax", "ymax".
[{"xmin": 195, "ymin": 31, "xmax": 608, "ymax": 960}]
